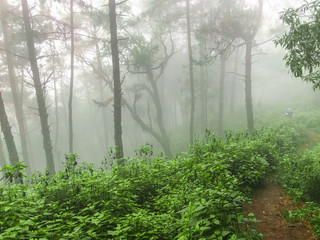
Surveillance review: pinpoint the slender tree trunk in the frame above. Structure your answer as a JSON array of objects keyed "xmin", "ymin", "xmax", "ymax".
[
  {"xmin": 20, "ymin": 67, "xmax": 34, "ymax": 162},
  {"xmin": 230, "ymin": 47, "xmax": 239, "ymax": 114},
  {"xmin": 21, "ymin": 0, "xmax": 55, "ymax": 175},
  {"xmin": 1, "ymin": 3, "xmax": 31, "ymax": 172},
  {"xmin": 218, "ymin": 52, "xmax": 226, "ymax": 136},
  {"xmin": 147, "ymin": 70, "xmax": 172, "ymax": 157},
  {"xmin": 68, "ymin": 0, "xmax": 74, "ymax": 153},
  {"xmin": 109, "ymin": 0, "xmax": 124, "ymax": 159},
  {"xmin": 51, "ymin": 42, "xmax": 60, "ymax": 163},
  {"xmin": 245, "ymin": 39, "xmax": 254, "ymax": 131},
  {"xmin": 0, "ymin": 133, "xmax": 7, "ymax": 165},
  {"xmin": 200, "ymin": 62, "xmax": 208, "ymax": 134},
  {"xmin": 0, "ymin": 91, "xmax": 19, "ymax": 165},
  {"xmin": 95, "ymin": 42, "xmax": 109, "ymax": 150},
  {"xmin": 186, "ymin": 0, "xmax": 195, "ymax": 146}
]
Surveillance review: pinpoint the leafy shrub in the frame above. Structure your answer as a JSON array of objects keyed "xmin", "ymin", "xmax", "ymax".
[
  {"xmin": 0, "ymin": 121, "xmax": 307, "ymax": 239},
  {"xmin": 278, "ymin": 144, "xmax": 320, "ymax": 202}
]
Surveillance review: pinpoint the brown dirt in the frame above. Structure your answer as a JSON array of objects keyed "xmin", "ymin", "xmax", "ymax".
[
  {"xmin": 243, "ymin": 177, "xmax": 318, "ymax": 240},
  {"xmin": 243, "ymin": 131, "xmax": 320, "ymax": 239}
]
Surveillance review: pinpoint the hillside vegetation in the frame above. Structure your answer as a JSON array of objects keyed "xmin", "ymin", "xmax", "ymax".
[{"xmin": 2, "ymin": 113, "xmax": 320, "ymax": 239}]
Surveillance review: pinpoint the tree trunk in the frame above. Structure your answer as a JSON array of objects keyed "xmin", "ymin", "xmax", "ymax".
[
  {"xmin": 199, "ymin": 39, "xmax": 208, "ymax": 134},
  {"xmin": 0, "ymin": 91, "xmax": 19, "ymax": 165},
  {"xmin": 95, "ymin": 42, "xmax": 109, "ymax": 150},
  {"xmin": 51, "ymin": 42, "xmax": 60, "ymax": 166},
  {"xmin": 20, "ymin": 67, "xmax": 34, "ymax": 162},
  {"xmin": 21, "ymin": 0, "xmax": 55, "ymax": 175},
  {"xmin": 1, "ymin": 2, "xmax": 31, "ymax": 172},
  {"xmin": 147, "ymin": 70, "xmax": 172, "ymax": 157},
  {"xmin": 245, "ymin": 39, "xmax": 254, "ymax": 131},
  {"xmin": 0, "ymin": 132, "xmax": 7, "ymax": 165},
  {"xmin": 230, "ymin": 47, "xmax": 239, "ymax": 114},
  {"xmin": 218, "ymin": 52, "xmax": 226, "ymax": 136},
  {"xmin": 186, "ymin": 0, "xmax": 195, "ymax": 146},
  {"xmin": 109, "ymin": 0, "xmax": 124, "ymax": 159},
  {"xmin": 68, "ymin": 0, "xmax": 74, "ymax": 153}
]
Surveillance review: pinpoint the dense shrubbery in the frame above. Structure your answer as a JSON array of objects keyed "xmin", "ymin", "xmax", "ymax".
[
  {"xmin": 276, "ymin": 113, "xmax": 320, "ymax": 236},
  {"xmin": 0, "ymin": 122, "xmax": 307, "ymax": 239},
  {"xmin": 278, "ymin": 145, "xmax": 320, "ymax": 202}
]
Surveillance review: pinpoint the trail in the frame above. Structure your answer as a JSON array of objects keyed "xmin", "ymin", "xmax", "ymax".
[{"xmin": 243, "ymin": 131, "xmax": 320, "ymax": 240}]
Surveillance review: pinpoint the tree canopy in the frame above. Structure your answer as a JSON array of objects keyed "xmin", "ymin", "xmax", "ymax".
[{"xmin": 276, "ymin": 0, "xmax": 320, "ymax": 90}]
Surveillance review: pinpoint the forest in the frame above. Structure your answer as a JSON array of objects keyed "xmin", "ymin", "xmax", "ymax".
[{"xmin": 1, "ymin": 0, "xmax": 320, "ymax": 239}]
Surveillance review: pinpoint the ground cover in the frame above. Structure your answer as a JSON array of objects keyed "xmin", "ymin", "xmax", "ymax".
[{"xmin": 0, "ymin": 120, "xmax": 310, "ymax": 239}]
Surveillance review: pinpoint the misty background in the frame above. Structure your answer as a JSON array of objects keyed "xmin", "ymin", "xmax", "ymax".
[{"xmin": 0, "ymin": 0, "xmax": 319, "ymax": 173}]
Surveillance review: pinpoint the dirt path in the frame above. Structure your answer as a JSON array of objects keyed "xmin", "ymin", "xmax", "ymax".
[
  {"xmin": 243, "ymin": 131, "xmax": 320, "ymax": 239},
  {"xmin": 243, "ymin": 177, "xmax": 317, "ymax": 240}
]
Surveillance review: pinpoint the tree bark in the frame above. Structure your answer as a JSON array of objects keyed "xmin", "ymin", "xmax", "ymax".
[
  {"xmin": 230, "ymin": 47, "xmax": 239, "ymax": 114},
  {"xmin": 68, "ymin": 0, "xmax": 74, "ymax": 153},
  {"xmin": 109, "ymin": 0, "xmax": 124, "ymax": 159},
  {"xmin": 245, "ymin": 39, "xmax": 254, "ymax": 131},
  {"xmin": 0, "ymin": 91, "xmax": 20, "ymax": 165},
  {"xmin": 218, "ymin": 52, "xmax": 226, "ymax": 136},
  {"xmin": 1, "ymin": 1, "xmax": 31, "ymax": 172},
  {"xmin": 0, "ymin": 132, "xmax": 7, "ymax": 165},
  {"xmin": 21, "ymin": 0, "xmax": 55, "ymax": 174},
  {"xmin": 51, "ymin": 42, "xmax": 60, "ymax": 165},
  {"xmin": 147, "ymin": 70, "xmax": 172, "ymax": 157},
  {"xmin": 186, "ymin": 0, "xmax": 195, "ymax": 146},
  {"xmin": 95, "ymin": 42, "xmax": 109, "ymax": 150}
]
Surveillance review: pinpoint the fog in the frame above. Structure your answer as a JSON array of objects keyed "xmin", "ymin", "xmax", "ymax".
[{"xmin": 0, "ymin": 0, "xmax": 318, "ymax": 173}]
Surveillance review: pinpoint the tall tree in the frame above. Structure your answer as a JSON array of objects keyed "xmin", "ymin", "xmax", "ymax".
[
  {"xmin": 0, "ymin": 91, "xmax": 19, "ymax": 165},
  {"xmin": 186, "ymin": 0, "xmax": 195, "ymax": 145},
  {"xmin": 109, "ymin": 0, "xmax": 124, "ymax": 159},
  {"xmin": 68, "ymin": 0, "xmax": 75, "ymax": 153},
  {"xmin": 218, "ymin": 51, "xmax": 226, "ymax": 136},
  {"xmin": 0, "ymin": 133, "xmax": 7, "ymax": 165},
  {"xmin": 124, "ymin": 29, "xmax": 174, "ymax": 157},
  {"xmin": 21, "ymin": 0, "xmax": 55, "ymax": 175},
  {"xmin": 221, "ymin": 0, "xmax": 263, "ymax": 131},
  {"xmin": 230, "ymin": 47, "xmax": 240, "ymax": 114},
  {"xmin": 0, "ymin": 0, "xmax": 31, "ymax": 171}
]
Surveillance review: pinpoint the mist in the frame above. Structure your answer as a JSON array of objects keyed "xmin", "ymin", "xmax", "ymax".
[{"xmin": 0, "ymin": 0, "xmax": 317, "ymax": 172}]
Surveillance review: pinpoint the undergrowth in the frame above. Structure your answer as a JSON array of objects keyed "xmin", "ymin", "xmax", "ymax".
[
  {"xmin": 0, "ymin": 120, "xmax": 307, "ymax": 239},
  {"xmin": 277, "ymin": 112, "xmax": 320, "ymax": 236}
]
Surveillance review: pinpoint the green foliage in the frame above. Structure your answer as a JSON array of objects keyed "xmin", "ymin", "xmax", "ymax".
[
  {"xmin": 278, "ymin": 143, "xmax": 320, "ymax": 202},
  {"xmin": 275, "ymin": 0, "xmax": 320, "ymax": 90},
  {"xmin": 0, "ymin": 121, "xmax": 308, "ymax": 239},
  {"xmin": 125, "ymin": 33, "xmax": 160, "ymax": 70},
  {"xmin": 0, "ymin": 161, "xmax": 27, "ymax": 184},
  {"xmin": 284, "ymin": 202, "xmax": 320, "ymax": 236}
]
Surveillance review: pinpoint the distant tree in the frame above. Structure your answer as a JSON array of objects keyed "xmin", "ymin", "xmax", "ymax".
[
  {"xmin": 186, "ymin": 0, "xmax": 195, "ymax": 145},
  {"xmin": 218, "ymin": 51, "xmax": 227, "ymax": 136},
  {"xmin": 195, "ymin": 0, "xmax": 235, "ymax": 136},
  {"xmin": 0, "ymin": 91, "xmax": 19, "ymax": 165},
  {"xmin": 0, "ymin": 0, "xmax": 31, "ymax": 171},
  {"xmin": 21, "ymin": 0, "xmax": 55, "ymax": 175},
  {"xmin": 68, "ymin": 0, "xmax": 75, "ymax": 153},
  {"xmin": 0, "ymin": 133, "xmax": 6, "ymax": 165},
  {"xmin": 124, "ymin": 30, "xmax": 174, "ymax": 157},
  {"xmin": 109, "ymin": 0, "xmax": 124, "ymax": 159},
  {"xmin": 275, "ymin": 0, "xmax": 320, "ymax": 90},
  {"xmin": 221, "ymin": 0, "xmax": 263, "ymax": 131}
]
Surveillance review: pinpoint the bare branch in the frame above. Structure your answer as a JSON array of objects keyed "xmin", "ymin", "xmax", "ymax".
[{"xmin": 0, "ymin": 47, "xmax": 29, "ymax": 60}]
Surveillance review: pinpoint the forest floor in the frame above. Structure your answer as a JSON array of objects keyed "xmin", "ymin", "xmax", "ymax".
[{"xmin": 243, "ymin": 131, "xmax": 320, "ymax": 240}]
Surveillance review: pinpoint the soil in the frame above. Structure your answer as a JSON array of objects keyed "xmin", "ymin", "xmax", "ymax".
[
  {"xmin": 243, "ymin": 177, "xmax": 317, "ymax": 240},
  {"xmin": 243, "ymin": 131, "xmax": 320, "ymax": 240}
]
